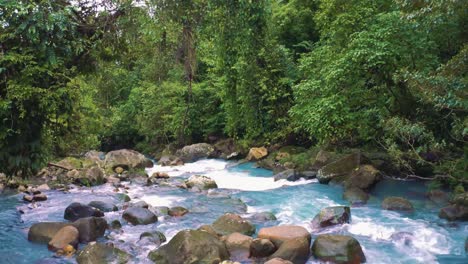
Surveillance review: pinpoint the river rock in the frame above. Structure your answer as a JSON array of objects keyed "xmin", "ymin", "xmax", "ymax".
[
  {"xmin": 72, "ymin": 217, "xmax": 107, "ymax": 243},
  {"xmin": 198, "ymin": 224, "xmax": 220, "ymax": 237},
  {"xmin": 212, "ymin": 213, "xmax": 255, "ymax": 236},
  {"xmin": 23, "ymin": 195, "xmax": 34, "ymax": 202},
  {"xmin": 139, "ymin": 231, "xmax": 167, "ymax": 247},
  {"xmin": 104, "ymin": 149, "xmax": 153, "ymax": 170},
  {"xmin": 250, "ymin": 238, "xmax": 276, "ymax": 258},
  {"xmin": 246, "ymin": 147, "xmax": 268, "ymax": 161},
  {"xmin": 88, "ymin": 201, "xmax": 118, "ymax": 212},
  {"xmin": 151, "ymin": 172, "xmax": 169, "ymax": 179},
  {"xmin": 123, "ymin": 207, "xmax": 158, "ymax": 225},
  {"xmin": 175, "ymin": 143, "xmax": 215, "ymax": 162},
  {"xmin": 265, "ymin": 258, "xmax": 293, "ymax": 264},
  {"xmin": 343, "ymin": 187, "xmax": 369, "ymax": 206},
  {"xmin": 269, "ymin": 237, "xmax": 310, "ymax": 264},
  {"xmin": 382, "ymin": 197, "xmax": 414, "ymax": 211},
  {"xmin": 426, "ymin": 189, "xmax": 450, "ymax": 205},
  {"xmin": 64, "ymin": 202, "xmax": 104, "ymax": 221},
  {"xmin": 317, "ymin": 152, "xmax": 369, "ymax": 184},
  {"xmin": 311, "ymin": 206, "xmax": 351, "ymax": 229},
  {"xmin": 157, "ymin": 155, "xmax": 184, "ymax": 166},
  {"xmin": 390, "ymin": 231, "xmax": 414, "ymax": 246},
  {"xmin": 258, "ymin": 225, "xmax": 311, "ymax": 248},
  {"xmin": 110, "ymin": 220, "xmax": 122, "ymax": 229},
  {"xmin": 148, "ymin": 229, "xmax": 229, "ymax": 264},
  {"xmin": 28, "ymin": 222, "xmax": 71, "ymax": 243},
  {"xmin": 312, "ymin": 234, "xmax": 366, "ymax": 263},
  {"xmin": 185, "ymin": 175, "xmax": 218, "ymax": 190},
  {"xmin": 33, "ymin": 193, "xmax": 48, "ymax": 201},
  {"xmin": 344, "ymin": 165, "xmax": 381, "ymax": 190},
  {"xmin": 439, "ymin": 205, "xmax": 468, "ymax": 221},
  {"xmin": 168, "ymin": 206, "xmax": 189, "ymax": 217},
  {"xmin": 48, "ymin": 226, "xmax": 79, "ymax": 251},
  {"xmin": 251, "ymin": 212, "xmax": 277, "ymax": 221},
  {"xmin": 37, "ymin": 184, "xmax": 50, "ymax": 191},
  {"xmin": 76, "ymin": 243, "xmax": 130, "ymax": 264},
  {"xmin": 131, "ymin": 200, "xmax": 149, "ymax": 209},
  {"xmin": 223, "ymin": 232, "xmax": 253, "ymax": 260}
]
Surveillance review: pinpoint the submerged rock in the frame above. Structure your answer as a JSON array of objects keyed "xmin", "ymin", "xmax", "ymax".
[
  {"xmin": 249, "ymin": 238, "xmax": 276, "ymax": 258},
  {"xmin": 426, "ymin": 189, "xmax": 449, "ymax": 206},
  {"xmin": 64, "ymin": 202, "xmax": 104, "ymax": 221},
  {"xmin": 382, "ymin": 197, "xmax": 414, "ymax": 211},
  {"xmin": 311, "ymin": 206, "xmax": 351, "ymax": 229},
  {"xmin": 48, "ymin": 226, "xmax": 79, "ymax": 251},
  {"xmin": 257, "ymin": 225, "xmax": 311, "ymax": 248},
  {"xmin": 148, "ymin": 229, "xmax": 229, "ymax": 264},
  {"xmin": 185, "ymin": 175, "xmax": 218, "ymax": 190},
  {"xmin": 343, "ymin": 188, "xmax": 369, "ymax": 205},
  {"xmin": 122, "ymin": 207, "xmax": 158, "ymax": 225},
  {"xmin": 175, "ymin": 143, "xmax": 215, "ymax": 162},
  {"xmin": 212, "ymin": 213, "xmax": 255, "ymax": 236},
  {"xmin": 246, "ymin": 147, "xmax": 268, "ymax": 161},
  {"xmin": 76, "ymin": 243, "xmax": 129, "ymax": 264},
  {"xmin": 273, "ymin": 170, "xmax": 316, "ymax": 182},
  {"xmin": 139, "ymin": 231, "xmax": 166, "ymax": 247},
  {"xmin": 312, "ymin": 234, "xmax": 366, "ymax": 263}
]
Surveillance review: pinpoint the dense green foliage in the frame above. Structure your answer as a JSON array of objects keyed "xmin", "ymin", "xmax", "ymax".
[{"xmin": 1, "ymin": 0, "xmax": 466, "ymax": 186}]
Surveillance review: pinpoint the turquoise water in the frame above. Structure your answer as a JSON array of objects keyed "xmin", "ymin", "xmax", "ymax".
[{"xmin": 0, "ymin": 159, "xmax": 466, "ymax": 263}]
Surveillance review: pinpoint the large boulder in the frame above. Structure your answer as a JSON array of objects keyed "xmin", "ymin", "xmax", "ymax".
[
  {"xmin": 157, "ymin": 155, "xmax": 184, "ymax": 166},
  {"xmin": 343, "ymin": 187, "xmax": 369, "ymax": 206},
  {"xmin": 312, "ymin": 234, "xmax": 366, "ymax": 264},
  {"xmin": 123, "ymin": 207, "xmax": 158, "ymax": 225},
  {"xmin": 175, "ymin": 143, "xmax": 215, "ymax": 162},
  {"xmin": 382, "ymin": 197, "xmax": 414, "ymax": 211},
  {"xmin": 76, "ymin": 243, "xmax": 130, "ymax": 264},
  {"xmin": 48, "ymin": 226, "xmax": 79, "ymax": 251},
  {"xmin": 317, "ymin": 152, "xmax": 369, "ymax": 184},
  {"xmin": 88, "ymin": 201, "xmax": 118, "ymax": 212},
  {"xmin": 72, "ymin": 217, "xmax": 108, "ymax": 243},
  {"xmin": 185, "ymin": 175, "xmax": 218, "ymax": 190},
  {"xmin": 249, "ymin": 238, "xmax": 276, "ymax": 258},
  {"xmin": 74, "ymin": 166, "xmax": 106, "ymax": 186},
  {"xmin": 213, "ymin": 138, "xmax": 244, "ymax": 159},
  {"xmin": 311, "ymin": 206, "xmax": 351, "ymax": 229},
  {"xmin": 257, "ymin": 225, "xmax": 311, "ymax": 248},
  {"xmin": 212, "ymin": 213, "xmax": 256, "ymax": 236},
  {"xmin": 28, "ymin": 222, "xmax": 71, "ymax": 243},
  {"xmin": 246, "ymin": 147, "xmax": 268, "ymax": 161},
  {"xmin": 64, "ymin": 202, "xmax": 104, "ymax": 221},
  {"xmin": 269, "ymin": 237, "xmax": 310, "ymax": 264},
  {"xmin": 344, "ymin": 165, "xmax": 381, "ymax": 190},
  {"xmin": 148, "ymin": 229, "xmax": 229, "ymax": 264},
  {"xmin": 223, "ymin": 232, "xmax": 253, "ymax": 260},
  {"xmin": 104, "ymin": 149, "xmax": 153, "ymax": 170}
]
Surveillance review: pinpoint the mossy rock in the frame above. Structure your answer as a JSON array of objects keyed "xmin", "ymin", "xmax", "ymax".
[
  {"xmin": 76, "ymin": 243, "xmax": 129, "ymax": 264},
  {"xmin": 312, "ymin": 234, "xmax": 366, "ymax": 264},
  {"xmin": 148, "ymin": 229, "xmax": 229, "ymax": 264},
  {"xmin": 317, "ymin": 152, "xmax": 370, "ymax": 184},
  {"xmin": 212, "ymin": 213, "xmax": 255, "ymax": 236}
]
